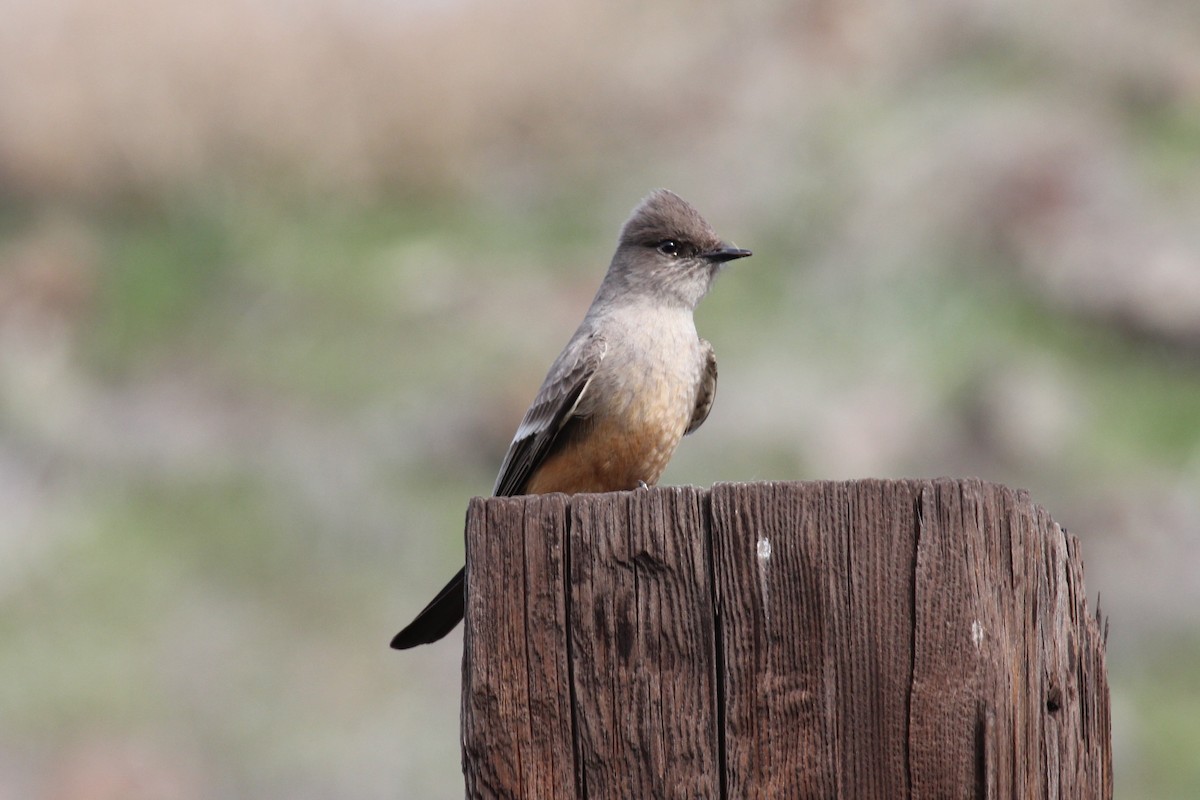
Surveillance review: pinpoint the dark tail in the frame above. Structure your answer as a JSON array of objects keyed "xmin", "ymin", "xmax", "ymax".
[{"xmin": 390, "ymin": 567, "xmax": 466, "ymax": 649}]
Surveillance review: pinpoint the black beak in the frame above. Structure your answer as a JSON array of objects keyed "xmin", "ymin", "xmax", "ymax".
[{"xmin": 701, "ymin": 246, "xmax": 752, "ymax": 263}]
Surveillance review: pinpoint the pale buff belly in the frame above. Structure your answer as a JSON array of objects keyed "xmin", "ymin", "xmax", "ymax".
[{"xmin": 523, "ymin": 375, "xmax": 696, "ymax": 495}]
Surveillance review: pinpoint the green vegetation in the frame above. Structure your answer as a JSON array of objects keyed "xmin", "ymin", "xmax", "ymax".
[{"xmin": 2, "ymin": 0, "xmax": 1197, "ymax": 796}]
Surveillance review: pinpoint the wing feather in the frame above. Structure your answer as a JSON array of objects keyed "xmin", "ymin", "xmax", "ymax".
[
  {"xmin": 684, "ymin": 339, "xmax": 717, "ymax": 435},
  {"xmin": 492, "ymin": 332, "xmax": 607, "ymax": 496}
]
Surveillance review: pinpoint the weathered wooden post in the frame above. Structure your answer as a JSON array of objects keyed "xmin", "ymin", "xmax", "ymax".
[{"xmin": 460, "ymin": 479, "xmax": 1112, "ymax": 798}]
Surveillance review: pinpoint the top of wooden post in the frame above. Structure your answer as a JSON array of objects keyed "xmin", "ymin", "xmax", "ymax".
[{"xmin": 460, "ymin": 478, "xmax": 1112, "ymax": 799}]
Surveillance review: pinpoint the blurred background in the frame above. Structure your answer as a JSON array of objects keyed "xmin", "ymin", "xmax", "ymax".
[{"xmin": 1, "ymin": 0, "xmax": 1198, "ymax": 796}]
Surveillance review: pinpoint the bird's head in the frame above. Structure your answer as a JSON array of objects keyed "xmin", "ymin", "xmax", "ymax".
[{"xmin": 604, "ymin": 189, "xmax": 751, "ymax": 310}]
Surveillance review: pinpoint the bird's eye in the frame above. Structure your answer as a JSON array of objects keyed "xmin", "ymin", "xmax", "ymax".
[{"xmin": 657, "ymin": 240, "xmax": 680, "ymax": 257}]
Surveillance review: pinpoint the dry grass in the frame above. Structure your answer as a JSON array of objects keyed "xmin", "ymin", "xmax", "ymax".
[
  {"xmin": 3, "ymin": 0, "xmax": 1194, "ymax": 202},
  {"xmin": 2, "ymin": 1, "xmax": 1200, "ymax": 798}
]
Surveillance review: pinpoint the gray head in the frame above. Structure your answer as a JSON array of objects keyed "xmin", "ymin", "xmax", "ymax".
[{"xmin": 596, "ymin": 189, "xmax": 751, "ymax": 310}]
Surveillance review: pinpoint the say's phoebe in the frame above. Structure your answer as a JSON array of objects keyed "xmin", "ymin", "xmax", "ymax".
[{"xmin": 391, "ymin": 189, "xmax": 750, "ymax": 649}]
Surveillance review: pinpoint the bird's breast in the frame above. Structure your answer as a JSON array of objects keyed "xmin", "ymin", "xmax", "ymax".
[{"xmin": 525, "ymin": 309, "xmax": 703, "ymax": 495}]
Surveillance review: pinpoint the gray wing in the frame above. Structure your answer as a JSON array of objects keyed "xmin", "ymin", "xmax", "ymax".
[
  {"xmin": 684, "ymin": 339, "xmax": 717, "ymax": 436},
  {"xmin": 492, "ymin": 332, "xmax": 608, "ymax": 497}
]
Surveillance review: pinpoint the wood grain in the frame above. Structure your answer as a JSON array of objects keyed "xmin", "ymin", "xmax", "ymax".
[
  {"xmin": 459, "ymin": 480, "xmax": 1112, "ymax": 799},
  {"xmin": 462, "ymin": 493, "xmax": 575, "ymax": 799},
  {"xmin": 568, "ymin": 487, "xmax": 719, "ymax": 799}
]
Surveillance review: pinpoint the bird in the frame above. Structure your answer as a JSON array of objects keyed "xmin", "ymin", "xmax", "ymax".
[{"xmin": 391, "ymin": 189, "xmax": 750, "ymax": 649}]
